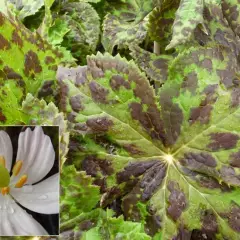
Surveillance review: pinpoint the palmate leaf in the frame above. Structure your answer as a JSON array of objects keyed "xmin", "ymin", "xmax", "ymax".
[
  {"xmin": 102, "ymin": 0, "xmax": 155, "ymax": 53},
  {"xmin": 166, "ymin": 0, "xmax": 204, "ymax": 50},
  {"xmin": 58, "ymin": 43, "xmax": 240, "ymax": 238}
]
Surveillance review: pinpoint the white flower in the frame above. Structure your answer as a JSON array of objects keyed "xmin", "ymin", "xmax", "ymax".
[{"xmin": 0, "ymin": 126, "xmax": 59, "ymax": 236}]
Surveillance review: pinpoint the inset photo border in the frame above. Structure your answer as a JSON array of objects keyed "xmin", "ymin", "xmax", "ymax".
[{"xmin": 0, "ymin": 126, "xmax": 59, "ymax": 236}]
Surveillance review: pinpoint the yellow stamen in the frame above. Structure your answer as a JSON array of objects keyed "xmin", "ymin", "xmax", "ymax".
[
  {"xmin": 15, "ymin": 175, "xmax": 28, "ymax": 188},
  {"xmin": 12, "ymin": 160, "xmax": 23, "ymax": 176},
  {"xmin": 1, "ymin": 186, "xmax": 10, "ymax": 195},
  {"xmin": 0, "ymin": 156, "xmax": 6, "ymax": 168}
]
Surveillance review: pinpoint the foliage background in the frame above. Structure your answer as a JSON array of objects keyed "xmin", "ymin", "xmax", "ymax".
[{"xmin": 0, "ymin": 0, "xmax": 240, "ymax": 239}]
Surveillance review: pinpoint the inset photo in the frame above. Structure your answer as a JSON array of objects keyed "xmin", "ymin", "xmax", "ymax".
[{"xmin": 0, "ymin": 126, "xmax": 59, "ymax": 236}]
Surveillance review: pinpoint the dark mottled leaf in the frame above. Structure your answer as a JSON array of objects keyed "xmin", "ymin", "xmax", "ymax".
[
  {"xmin": 58, "ymin": 47, "xmax": 240, "ymax": 238},
  {"xmin": 147, "ymin": 1, "xmax": 180, "ymax": 51},
  {"xmin": 166, "ymin": 0, "xmax": 204, "ymax": 50},
  {"xmin": 222, "ymin": 0, "xmax": 240, "ymax": 38},
  {"xmin": 59, "ymin": 2, "xmax": 100, "ymax": 64},
  {"xmin": 130, "ymin": 45, "xmax": 172, "ymax": 83},
  {"xmin": 102, "ymin": 1, "xmax": 155, "ymax": 52},
  {"xmin": 0, "ymin": 12, "xmax": 74, "ymax": 123}
]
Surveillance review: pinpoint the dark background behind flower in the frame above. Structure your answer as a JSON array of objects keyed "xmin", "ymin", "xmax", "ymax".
[{"xmin": 0, "ymin": 126, "xmax": 59, "ymax": 235}]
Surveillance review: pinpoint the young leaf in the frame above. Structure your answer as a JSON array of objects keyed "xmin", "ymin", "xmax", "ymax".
[
  {"xmin": 166, "ymin": 0, "xmax": 204, "ymax": 50},
  {"xmin": 58, "ymin": 47, "xmax": 240, "ymax": 238},
  {"xmin": 47, "ymin": 18, "xmax": 70, "ymax": 45}
]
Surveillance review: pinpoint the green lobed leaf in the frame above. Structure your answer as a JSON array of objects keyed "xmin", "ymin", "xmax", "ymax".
[
  {"xmin": 47, "ymin": 18, "xmax": 70, "ymax": 45},
  {"xmin": 61, "ymin": 206, "xmax": 151, "ymax": 240},
  {"xmin": 100, "ymin": 209, "xmax": 151, "ymax": 240},
  {"xmin": 0, "ymin": 90, "xmax": 70, "ymax": 166},
  {"xmin": 166, "ymin": 0, "xmax": 204, "ymax": 50},
  {"xmin": 60, "ymin": 165, "xmax": 101, "ymax": 223},
  {"xmin": 58, "ymin": 45, "xmax": 240, "ymax": 238},
  {"xmin": 0, "ymin": 80, "xmax": 28, "ymax": 124}
]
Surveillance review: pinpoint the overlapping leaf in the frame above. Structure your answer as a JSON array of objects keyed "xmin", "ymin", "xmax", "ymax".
[
  {"xmin": 166, "ymin": 0, "xmax": 204, "ymax": 50},
  {"xmin": 47, "ymin": 18, "xmax": 70, "ymax": 45},
  {"xmin": 102, "ymin": 0, "xmax": 154, "ymax": 53},
  {"xmin": 61, "ymin": 165, "xmax": 100, "ymax": 222},
  {"xmin": 59, "ymin": 2, "xmax": 100, "ymax": 64},
  {"xmin": 7, "ymin": 0, "xmax": 44, "ymax": 20},
  {"xmin": 192, "ymin": 0, "xmax": 240, "ymax": 55},
  {"xmin": 60, "ymin": 166, "xmax": 150, "ymax": 239},
  {"xmin": 130, "ymin": 45, "xmax": 173, "ymax": 83},
  {"xmin": 147, "ymin": 1, "xmax": 180, "ymax": 52},
  {"xmin": 58, "ymin": 45, "xmax": 240, "ymax": 238},
  {"xmin": 222, "ymin": 0, "xmax": 240, "ymax": 38}
]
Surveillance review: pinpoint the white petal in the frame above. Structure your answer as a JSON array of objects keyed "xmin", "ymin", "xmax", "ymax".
[
  {"xmin": 16, "ymin": 126, "xmax": 55, "ymax": 184},
  {"xmin": 11, "ymin": 174, "xmax": 59, "ymax": 214},
  {"xmin": 0, "ymin": 130, "xmax": 13, "ymax": 171},
  {"xmin": 0, "ymin": 195, "xmax": 48, "ymax": 236}
]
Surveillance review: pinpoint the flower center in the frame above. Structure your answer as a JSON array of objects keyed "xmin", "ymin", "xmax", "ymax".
[{"xmin": 0, "ymin": 156, "xmax": 28, "ymax": 196}]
